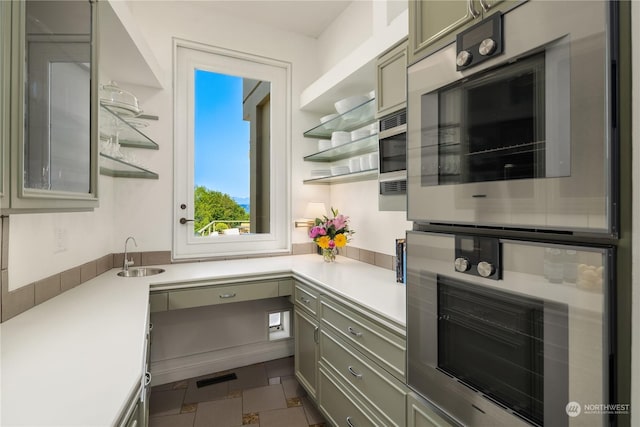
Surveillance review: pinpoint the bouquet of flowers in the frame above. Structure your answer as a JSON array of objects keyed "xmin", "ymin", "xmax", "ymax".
[{"xmin": 308, "ymin": 208, "xmax": 354, "ymax": 261}]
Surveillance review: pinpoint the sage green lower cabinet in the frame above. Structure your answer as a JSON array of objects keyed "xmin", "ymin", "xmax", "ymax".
[
  {"xmin": 149, "ymin": 292, "xmax": 168, "ymax": 313},
  {"xmin": 167, "ymin": 280, "xmax": 279, "ymax": 310},
  {"xmin": 320, "ymin": 330, "xmax": 407, "ymax": 426},
  {"xmin": 319, "ymin": 295, "xmax": 408, "ymax": 427},
  {"xmin": 319, "ymin": 364, "xmax": 384, "ymax": 427},
  {"xmin": 294, "ymin": 305, "xmax": 319, "ymax": 400},
  {"xmin": 407, "ymin": 392, "xmax": 457, "ymax": 427}
]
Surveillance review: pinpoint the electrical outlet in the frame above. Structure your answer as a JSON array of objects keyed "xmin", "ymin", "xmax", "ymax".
[{"xmin": 54, "ymin": 227, "xmax": 67, "ymax": 253}]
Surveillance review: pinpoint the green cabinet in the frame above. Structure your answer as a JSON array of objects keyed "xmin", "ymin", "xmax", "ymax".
[
  {"xmin": 318, "ymin": 295, "xmax": 408, "ymax": 426},
  {"xmin": 293, "ymin": 280, "xmax": 321, "ymax": 399},
  {"xmin": 376, "ymin": 38, "xmax": 408, "ymax": 118},
  {"xmin": 2, "ymin": 0, "xmax": 99, "ymax": 212},
  {"xmin": 408, "ymin": 0, "xmax": 523, "ymax": 65}
]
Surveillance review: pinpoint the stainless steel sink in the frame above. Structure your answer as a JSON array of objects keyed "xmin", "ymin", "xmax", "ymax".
[{"xmin": 117, "ymin": 267, "xmax": 165, "ymax": 278}]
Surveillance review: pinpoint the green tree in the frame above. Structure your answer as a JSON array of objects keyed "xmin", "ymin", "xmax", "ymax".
[{"xmin": 194, "ymin": 186, "xmax": 249, "ymax": 234}]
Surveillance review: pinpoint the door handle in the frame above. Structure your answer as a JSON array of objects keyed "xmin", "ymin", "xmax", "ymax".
[
  {"xmin": 314, "ymin": 326, "xmax": 319, "ymax": 343},
  {"xmin": 479, "ymin": 0, "xmax": 490, "ymax": 12},
  {"xmin": 346, "ymin": 416, "xmax": 356, "ymax": 427},
  {"xmin": 179, "ymin": 217, "xmax": 194, "ymax": 225}
]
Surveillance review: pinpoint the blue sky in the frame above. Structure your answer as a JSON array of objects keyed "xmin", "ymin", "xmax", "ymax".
[{"xmin": 194, "ymin": 69, "xmax": 249, "ymax": 200}]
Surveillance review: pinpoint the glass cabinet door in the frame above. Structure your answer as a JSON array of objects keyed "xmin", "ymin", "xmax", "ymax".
[{"xmin": 9, "ymin": 0, "xmax": 98, "ymax": 211}]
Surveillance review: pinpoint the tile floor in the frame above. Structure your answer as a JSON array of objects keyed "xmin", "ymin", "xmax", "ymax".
[{"xmin": 149, "ymin": 356, "xmax": 326, "ymax": 427}]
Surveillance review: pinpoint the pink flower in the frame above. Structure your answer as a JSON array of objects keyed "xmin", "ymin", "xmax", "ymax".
[
  {"xmin": 328, "ymin": 240, "xmax": 335, "ymax": 249},
  {"xmin": 309, "ymin": 226, "xmax": 326, "ymax": 239},
  {"xmin": 332, "ymin": 214, "xmax": 348, "ymax": 231}
]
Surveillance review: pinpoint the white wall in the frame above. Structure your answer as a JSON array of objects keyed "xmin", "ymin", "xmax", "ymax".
[
  {"xmin": 8, "ymin": 178, "xmax": 116, "ymax": 291},
  {"xmin": 7, "ymin": 0, "xmax": 410, "ymax": 288}
]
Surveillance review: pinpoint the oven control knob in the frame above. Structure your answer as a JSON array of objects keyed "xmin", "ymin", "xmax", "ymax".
[
  {"xmin": 478, "ymin": 38, "xmax": 497, "ymax": 56},
  {"xmin": 456, "ymin": 50, "xmax": 473, "ymax": 67},
  {"xmin": 477, "ymin": 261, "xmax": 495, "ymax": 278},
  {"xmin": 454, "ymin": 257, "xmax": 471, "ymax": 272}
]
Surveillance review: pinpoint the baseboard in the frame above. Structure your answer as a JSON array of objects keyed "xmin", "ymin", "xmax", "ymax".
[{"xmin": 150, "ymin": 339, "xmax": 294, "ymax": 386}]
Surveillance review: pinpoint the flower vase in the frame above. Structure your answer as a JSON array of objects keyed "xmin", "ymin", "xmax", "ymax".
[{"xmin": 322, "ymin": 248, "xmax": 337, "ymax": 263}]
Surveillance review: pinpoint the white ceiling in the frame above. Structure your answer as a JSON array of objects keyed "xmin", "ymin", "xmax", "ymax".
[{"xmin": 199, "ymin": 0, "xmax": 352, "ymax": 38}]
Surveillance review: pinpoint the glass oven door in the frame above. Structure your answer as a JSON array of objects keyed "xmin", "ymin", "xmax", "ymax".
[
  {"xmin": 407, "ymin": 0, "xmax": 614, "ymax": 235},
  {"xmin": 406, "ymin": 231, "xmax": 611, "ymax": 427}
]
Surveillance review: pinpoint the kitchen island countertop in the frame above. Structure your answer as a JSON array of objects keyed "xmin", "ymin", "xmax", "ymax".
[{"xmin": 0, "ymin": 254, "xmax": 405, "ymax": 426}]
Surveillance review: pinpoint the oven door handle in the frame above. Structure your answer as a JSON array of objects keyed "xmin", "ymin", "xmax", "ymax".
[{"xmin": 468, "ymin": 0, "xmax": 480, "ymax": 18}]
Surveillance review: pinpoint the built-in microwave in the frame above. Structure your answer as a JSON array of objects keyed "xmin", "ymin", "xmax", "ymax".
[
  {"xmin": 407, "ymin": 0, "xmax": 617, "ymax": 237},
  {"xmin": 378, "ymin": 109, "xmax": 407, "ymax": 211}
]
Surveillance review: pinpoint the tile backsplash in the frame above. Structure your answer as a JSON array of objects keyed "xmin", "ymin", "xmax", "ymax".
[{"xmin": 0, "ymin": 228, "xmax": 395, "ymax": 323}]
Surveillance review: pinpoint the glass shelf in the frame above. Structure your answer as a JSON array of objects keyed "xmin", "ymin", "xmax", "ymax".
[
  {"xmin": 303, "ymin": 168, "xmax": 378, "ymax": 184},
  {"xmin": 304, "ymin": 134, "xmax": 378, "ymax": 162},
  {"xmin": 303, "ymin": 98, "xmax": 376, "ymax": 139},
  {"xmin": 100, "ymin": 104, "xmax": 159, "ymax": 149},
  {"xmin": 99, "ymin": 153, "xmax": 159, "ymax": 179}
]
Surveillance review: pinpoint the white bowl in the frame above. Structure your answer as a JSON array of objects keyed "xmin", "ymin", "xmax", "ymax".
[
  {"xmin": 351, "ymin": 127, "xmax": 372, "ymax": 141},
  {"xmin": 368, "ymin": 152, "xmax": 379, "ymax": 169},
  {"xmin": 334, "ymin": 95, "xmax": 369, "ymax": 115},
  {"xmin": 360, "ymin": 156, "xmax": 371, "ymax": 171},
  {"xmin": 318, "ymin": 140, "xmax": 332, "ymax": 151},
  {"xmin": 331, "ymin": 131, "xmax": 351, "ymax": 147},
  {"xmin": 320, "ymin": 113, "xmax": 339, "ymax": 124},
  {"xmin": 348, "ymin": 158, "xmax": 361, "ymax": 173}
]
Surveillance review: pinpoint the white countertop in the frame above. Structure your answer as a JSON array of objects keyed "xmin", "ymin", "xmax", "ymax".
[{"xmin": 0, "ymin": 254, "xmax": 406, "ymax": 427}]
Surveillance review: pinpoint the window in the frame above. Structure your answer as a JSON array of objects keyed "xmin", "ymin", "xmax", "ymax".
[{"xmin": 173, "ymin": 40, "xmax": 291, "ymax": 259}]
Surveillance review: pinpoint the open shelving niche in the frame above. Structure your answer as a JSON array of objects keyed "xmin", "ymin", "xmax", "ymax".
[
  {"xmin": 303, "ymin": 98, "xmax": 379, "ymax": 184},
  {"xmin": 99, "ymin": 104, "xmax": 159, "ymax": 179}
]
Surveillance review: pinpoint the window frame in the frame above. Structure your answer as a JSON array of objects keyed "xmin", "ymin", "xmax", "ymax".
[{"xmin": 172, "ymin": 39, "xmax": 291, "ymax": 259}]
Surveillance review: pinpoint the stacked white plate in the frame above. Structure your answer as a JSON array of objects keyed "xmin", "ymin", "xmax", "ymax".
[
  {"xmin": 331, "ymin": 131, "xmax": 351, "ymax": 147},
  {"xmin": 310, "ymin": 170, "xmax": 331, "ymax": 179},
  {"xmin": 330, "ymin": 165, "xmax": 350, "ymax": 176}
]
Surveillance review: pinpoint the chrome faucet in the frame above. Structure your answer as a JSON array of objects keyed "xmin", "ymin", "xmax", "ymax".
[{"xmin": 123, "ymin": 236, "xmax": 138, "ymax": 271}]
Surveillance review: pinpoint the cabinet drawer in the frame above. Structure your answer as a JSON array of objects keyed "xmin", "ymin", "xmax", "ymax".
[
  {"xmin": 320, "ymin": 297, "xmax": 406, "ymax": 380},
  {"xmin": 319, "ymin": 365, "xmax": 383, "ymax": 427},
  {"xmin": 320, "ymin": 330, "xmax": 407, "ymax": 427},
  {"xmin": 407, "ymin": 392, "xmax": 456, "ymax": 427},
  {"xmin": 294, "ymin": 281, "xmax": 319, "ymax": 317},
  {"xmin": 168, "ymin": 281, "xmax": 279, "ymax": 310}
]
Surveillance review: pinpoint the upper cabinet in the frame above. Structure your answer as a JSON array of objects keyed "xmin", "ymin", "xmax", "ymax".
[
  {"xmin": 376, "ymin": 38, "xmax": 408, "ymax": 118},
  {"xmin": 3, "ymin": 0, "xmax": 99, "ymax": 212},
  {"xmin": 408, "ymin": 0, "xmax": 523, "ymax": 65}
]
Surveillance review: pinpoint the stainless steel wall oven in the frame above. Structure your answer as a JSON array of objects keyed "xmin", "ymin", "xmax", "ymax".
[
  {"xmin": 406, "ymin": 232, "xmax": 612, "ymax": 427},
  {"xmin": 405, "ymin": 1, "xmax": 620, "ymax": 426},
  {"xmin": 407, "ymin": 0, "xmax": 617, "ymax": 236}
]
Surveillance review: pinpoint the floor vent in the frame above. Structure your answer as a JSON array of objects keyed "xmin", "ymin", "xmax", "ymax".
[{"xmin": 196, "ymin": 372, "xmax": 237, "ymax": 388}]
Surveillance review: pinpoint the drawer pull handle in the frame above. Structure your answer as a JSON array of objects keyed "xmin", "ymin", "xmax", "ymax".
[
  {"xmin": 219, "ymin": 293, "xmax": 237, "ymax": 299},
  {"xmin": 346, "ymin": 416, "xmax": 356, "ymax": 427},
  {"xmin": 348, "ymin": 366, "xmax": 363, "ymax": 379},
  {"xmin": 347, "ymin": 326, "xmax": 362, "ymax": 337},
  {"xmin": 299, "ymin": 296, "xmax": 311, "ymax": 304},
  {"xmin": 314, "ymin": 326, "xmax": 319, "ymax": 344}
]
